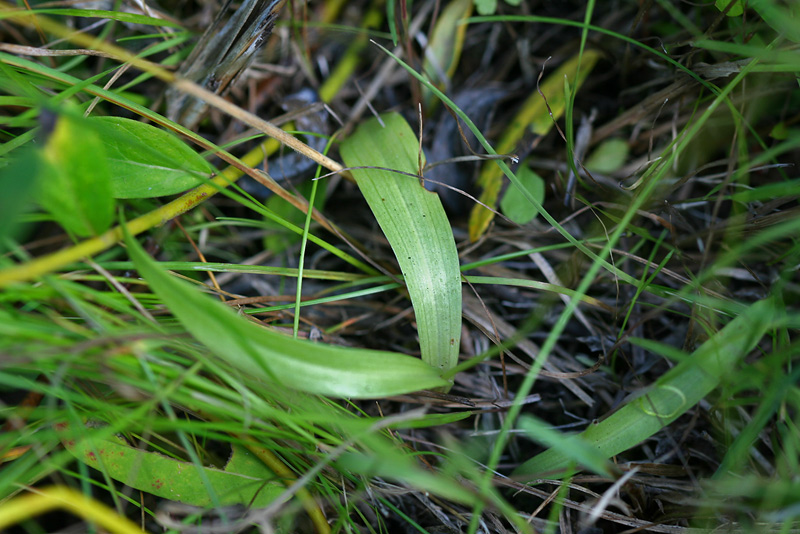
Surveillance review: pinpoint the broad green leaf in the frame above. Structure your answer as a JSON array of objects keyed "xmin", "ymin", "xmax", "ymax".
[
  {"xmin": 469, "ymin": 49, "xmax": 600, "ymax": 241},
  {"xmin": 514, "ymin": 298, "xmax": 775, "ymax": 478},
  {"xmin": 499, "ymin": 163, "xmax": 544, "ymax": 224},
  {"xmin": 59, "ymin": 424, "xmax": 283, "ymax": 507},
  {"xmin": 584, "ymin": 138, "xmax": 630, "ymax": 174},
  {"xmin": 125, "ymin": 226, "xmax": 448, "ymax": 398},
  {"xmin": 38, "ymin": 114, "xmax": 114, "ymax": 237},
  {"xmin": 340, "ymin": 113, "xmax": 462, "ymax": 386},
  {"xmin": 334, "ymin": 426, "xmax": 530, "ymax": 532},
  {"xmin": 337, "ymin": 449, "xmax": 478, "ymax": 503},
  {"xmin": 90, "ymin": 117, "xmax": 215, "ymax": 198}
]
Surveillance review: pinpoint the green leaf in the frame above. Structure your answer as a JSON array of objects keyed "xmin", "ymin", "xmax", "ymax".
[
  {"xmin": 89, "ymin": 117, "xmax": 216, "ymax": 198},
  {"xmin": 38, "ymin": 114, "xmax": 114, "ymax": 237},
  {"xmin": 499, "ymin": 163, "xmax": 544, "ymax": 224},
  {"xmin": 60, "ymin": 425, "xmax": 283, "ymax": 507},
  {"xmin": 474, "ymin": 0, "xmax": 519, "ymax": 15},
  {"xmin": 514, "ymin": 298, "xmax": 775, "ymax": 478},
  {"xmin": 730, "ymin": 178, "xmax": 800, "ymax": 203},
  {"xmin": 125, "ymin": 225, "xmax": 448, "ymax": 398},
  {"xmin": 715, "ymin": 0, "xmax": 744, "ymax": 17},
  {"xmin": 336, "ymin": 430, "xmax": 479, "ymax": 505},
  {"xmin": 0, "ymin": 147, "xmax": 39, "ymax": 252},
  {"xmin": 473, "ymin": 0, "xmax": 497, "ymax": 16},
  {"xmin": 386, "ymin": 0, "xmax": 398, "ymax": 45},
  {"xmin": 340, "ymin": 113, "xmax": 462, "ymax": 385},
  {"xmin": 769, "ymin": 122, "xmax": 789, "ymax": 140},
  {"xmin": 584, "ymin": 138, "xmax": 630, "ymax": 174}
]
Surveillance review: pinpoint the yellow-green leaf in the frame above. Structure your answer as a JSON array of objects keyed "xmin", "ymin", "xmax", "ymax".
[
  {"xmin": 60, "ymin": 424, "xmax": 283, "ymax": 507},
  {"xmin": 469, "ymin": 49, "xmax": 600, "ymax": 241},
  {"xmin": 423, "ymin": 0, "xmax": 472, "ymax": 91},
  {"xmin": 38, "ymin": 114, "xmax": 115, "ymax": 237}
]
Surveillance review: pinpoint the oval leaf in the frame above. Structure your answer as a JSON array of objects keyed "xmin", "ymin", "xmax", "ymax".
[
  {"xmin": 499, "ymin": 163, "xmax": 544, "ymax": 224},
  {"xmin": 584, "ymin": 138, "xmax": 629, "ymax": 174},
  {"xmin": 474, "ymin": 0, "xmax": 497, "ymax": 15},
  {"xmin": 90, "ymin": 116, "xmax": 215, "ymax": 198},
  {"xmin": 39, "ymin": 114, "xmax": 114, "ymax": 237},
  {"xmin": 340, "ymin": 113, "xmax": 462, "ymax": 386},
  {"xmin": 124, "ymin": 226, "xmax": 448, "ymax": 398}
]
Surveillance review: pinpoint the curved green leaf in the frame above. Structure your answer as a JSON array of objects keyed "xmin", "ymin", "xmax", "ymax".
[
  {"xmin": 125, "ymin": 226, "xmax": 448, "ymax": 398},
  {"xmin": 340, "ymin": 113, "xmax": 462, "ymax": 387},
  {"xmin": 90, "ymin": 117, "xmax": 215, "ymax": 198},
  {"xmin": 514, "ymin": 298, "xmax": 775, "ymax": 478}
]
